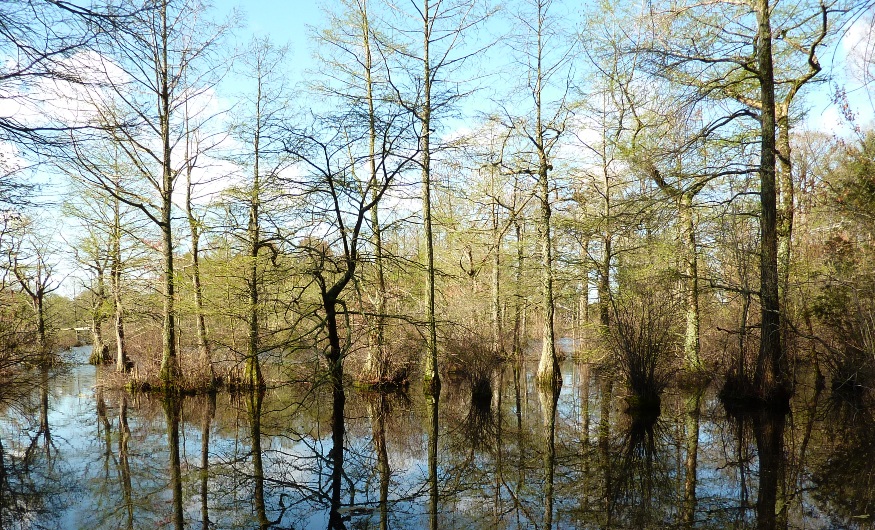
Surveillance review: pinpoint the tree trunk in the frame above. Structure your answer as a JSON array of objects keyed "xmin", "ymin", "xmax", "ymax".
[
  {"xmin": 185, "ymin": 104, "xmax": 212, "ymax": 384},
  {"xmin": 245, "ymin": 55, "xmax": 265, "ymax": 390},
  {"xmin": 680, "ymin": 194, "xmax": 701, "ymax": 369},
  {"xmin": 536, "ymin": 157, "xmax": 560, "ymax": 388},
  {"xmin": 776, "ymin": 107, "xmax": 793, "ymax": 306},
  {"xmin": 599, "ymin": 233, "xmax": 611, "ymax": 328},
  {"xmin": 191, "ymin": 231, "xmax": 211, "ymax": 371},
  {"xmin": 158, "ymin": 3, "xmax": 177, "ymax": 388},
  {"xmin": 492, "ymin": 202, "xmax": 502, "ymax": 354},
  {"xmin": 534, "ymin": 3, "xmax": 559, "ymax": 388},
  {"xmin": 245, "ymin": 203, "xmax": 263, "ymax": 388},
  {"xmin": 89, "ymin": 269, "xmax": 109, "ymax": 365},
  {"xmin": 512, "ymin": 220, "xmax": 524, "ymax": 361},
  {"xmin": 36, "ymin": 295, "xmax": 48, "ymax": 363},
  {"xmin": 159, "ymin": 200, "xmax": 178, "ymax": 386},
  {"xmin": 111, "ymin": 227, "xmax": 128, "ymax": 372},
  {"xmin": 362, "ymin": 2, "xmax": 388, "ymax": 383},
  {"xmin": 421, "ymin": 0, "xmax": 439, "ymax": 395},
  {"xmin": 190, "ymin": 227, "xmax": 212, "ymax": 378},
  {"xmin": 755, "ymin": 0, "xmax": 785, "ymax": 403}
]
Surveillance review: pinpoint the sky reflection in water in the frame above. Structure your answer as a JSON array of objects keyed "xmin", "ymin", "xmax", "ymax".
[{"xmin": 0, "ymin": 346, "xmax": 869, "ymax": 529}]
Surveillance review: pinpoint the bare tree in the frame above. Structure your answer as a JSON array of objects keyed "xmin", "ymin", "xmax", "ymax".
[
  {"xmin": 69, "ymin": 0, "xmax": 234, "ymax": 388},
  {"xmin": 283, "ymin": 108, "xmax": 416, "ymax": 393},
  {"xmin": 226, "ymin": 37, "xmax": 294, "ymax": 389},
  {"xmin": 316, "ymin": 0, "xmax": 398, "ymax": 385},
  {"xmin": 492, "ymin": 0, "xmax": 576, "ymax": 389},
  {"xmin": 5, "ymin": 217, "xmax": 60, "ymax": 362},
  {"xmin": 380, "ymin": 0, "xmax": 493, "ymax": 394}
]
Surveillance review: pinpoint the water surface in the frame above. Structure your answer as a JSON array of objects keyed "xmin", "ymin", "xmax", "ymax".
[{"xmin": 0, "ymin": 346, "xmax": 869, "ymax": 529}]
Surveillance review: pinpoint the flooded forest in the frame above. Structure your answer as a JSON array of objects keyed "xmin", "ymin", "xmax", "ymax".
[{"xmin": 1, "ymin": 0, "xmax": 875, "ymax": 528}]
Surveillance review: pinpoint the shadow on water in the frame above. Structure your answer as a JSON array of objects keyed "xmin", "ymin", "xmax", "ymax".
[{"xmin": 5, "ymin": 346, "xmax": 875, "ymax": 528}]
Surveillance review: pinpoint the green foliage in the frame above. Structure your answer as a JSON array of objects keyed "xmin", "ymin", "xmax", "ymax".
[{"xmin": 832, "ymin": 132, "xmax": 875, "ymax": 228}]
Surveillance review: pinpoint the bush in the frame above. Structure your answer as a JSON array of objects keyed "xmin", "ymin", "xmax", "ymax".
[{"xmin": 604, "ymin": 286, "xmax": 681, "ymax": 413}]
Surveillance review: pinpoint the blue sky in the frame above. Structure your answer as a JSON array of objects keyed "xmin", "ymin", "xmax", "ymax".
[
  {"xmin": 212, "ymin": 0, "xmax": 873, "ymax": 134},
  {"xmin": 214, "ymin": 0, "xmax": 325, "ymax": 67}
]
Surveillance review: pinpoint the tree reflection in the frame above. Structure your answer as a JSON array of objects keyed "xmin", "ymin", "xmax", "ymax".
[
  {"xmin": 682, "ymin": 387, "xmax": 703, "ymax": 528},
  {"xmin": 0, "ymin": 371, "xmax": 60, "ymax": 527},
  {"xmin": 34, "ymin": 367, "xmax": 53, "ymax": 462},
  {"xmin": 10, "ymin": 356, "xmax": 875, "ymax": 528},
  {"xmin": 753, "ymin": 409, "xmax": 786, "ymax": 530},
  {"xmin": 599, "ymin": 377, "xmax": 614, "ymax": 526},
  {"xmin": 427, "ymin": 390, "xmax": 439, "ymax": 530},
  {"xmin": 812, "ymin": 395, "xmax": 875, "ymax": 528},
  {"xmin": 201, "ymin": 392, "xmax": 215, "ymax": 530},
  {"xmin": 118, "ymin": 394, "xmax": 133, "ymax": 530},
  {"xmin": 328, "ymin": 366, "xmax": 347, "ymax": 530},
  {"xmin": 366, "ymin": 392, "xmax": 390, "ymax": 530},
  {"xmin": 461, "ymin": 371, "xmax": 496, "ymax": 453},
  {"xmin": 162, "ymin": 393, "xmax": 184, "ymax": 530},
  {"xmin": 538, "ymin": 383, "xmax": 559, "ymax": 529},
  {"xmin": 247, "ymin": 389, "xmax": 271, "ymax": 529}
]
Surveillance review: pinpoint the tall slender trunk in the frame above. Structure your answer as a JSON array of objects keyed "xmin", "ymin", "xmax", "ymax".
[
  {"xmin": 36, "ymin": 295, "xmax": 48, "ymax": 362},
  {"xmin": 158, "ymin": 2, "xmax": 177, "ymax": 387},
  {"xmin": 599, "ymin": 143, "xmax": 612, "ymax": 328},
  {"xmin": 537, "ymin": 160, "xmax": 559, "ymax": 387},
  {"xmin": 111, "ymin": 188, "xmax": 128, "ymax": 372},
  {"xmin": 755, "ymin": 0, "xmax": 785, "ymax": 402},
  {"xmin": 421, "ymin": 0, "xmax": 439, "ymax": 395},
  {"xmin": 512, "ymin": 220, "xmax": 524, "ymax": 361},
  {"xmin": 362, "ymin": 1, "xmax": 388, "ymax": 383},
  {"xmin": 680, "ymin": 194, "xmax": 701, "ymax": 369},
  {"xmin": 534, "ymin": 5, "xmax": 559, "ymax": 389},
  {"xmin": 599, "ymin": 232, "xmax": 611, "ymax": 327},
  {"xmin": 245, "ymin": 68, "xmax": 264, "ymax": 389},
  {"xmin": 776, "ymin": 108, "xmax": 793, "ymax": 307},
  {"xmin": 492, "ymin": 201, "xmax": 502, "ymax": 354},
  {"xmin": 186, "ymin": 161, "xmax": 212, "ymax": 381}
]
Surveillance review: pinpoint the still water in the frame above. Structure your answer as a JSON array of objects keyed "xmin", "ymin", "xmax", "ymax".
[{"xmin": 0, "ymin": 346, "xmax": 871, "ymax": 529}]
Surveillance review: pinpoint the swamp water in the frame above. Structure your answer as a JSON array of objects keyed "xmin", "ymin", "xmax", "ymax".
[{"xmin": 0, "ymin": 345, "xmax": 871, "ymax": 529}]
